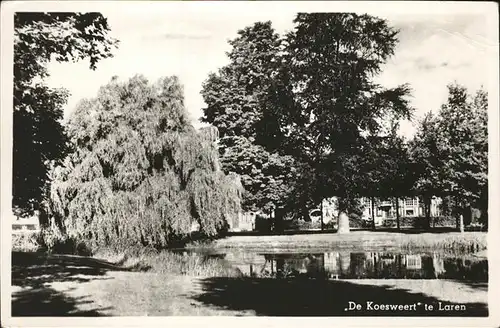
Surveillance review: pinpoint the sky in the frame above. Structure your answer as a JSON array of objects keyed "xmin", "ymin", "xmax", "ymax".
[{"xmin": 44, "ymin": 5, "xmax": 497, "ymax": 138}]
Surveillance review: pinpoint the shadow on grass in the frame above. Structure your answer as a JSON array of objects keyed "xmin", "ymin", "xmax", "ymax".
[
  {"xmin": 11, "ymin": 251, "xmax": 149, "ymax": 316},
  {"xmin": 12, "ymin": 251, "xmax": 151, "ymax": 289},
  {"xmin": 192, "ymin": 277, "xmax": 488, "ymax": 317},
  {"xmin": 12, "ymin": 287, "xmax": 113, "ymax": 316},
  {"xmin": 460, "ymin": 281, "xmax": 489, "ymax": 292}
]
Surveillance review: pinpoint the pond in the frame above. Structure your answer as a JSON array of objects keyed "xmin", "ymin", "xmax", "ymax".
[{"xmin": 181, "ymin": 249, "xmax": 488, "ymax": 281}]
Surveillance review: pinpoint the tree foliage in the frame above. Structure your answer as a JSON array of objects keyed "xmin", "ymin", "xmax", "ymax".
[
  {"xmin": 218, "ymin": 136, "xmax": 298, "ymax": 212},
  {"xmin": 13, "ymin": 12, "xmax": 119, "ymax": 215},
  {"xmin": 410, "ymin": 83, "xmax": 488, "ymax": 224},
  {"xmin": 49, "ymin": 76, "xmax": 243, "ymax": 248},
  {"xmin": 438, "ymin": 85, "xmax": 488, "ymax": 210},
  {"xmin": 283, "ymin": 13, "xmax": 413, "ymax": 210},
  {"xmin": 409, "ymin": 112, "xmax": 442, "ymax": 198},
  {"xmin": 201, "ymin": 22, "xmax": 298, "ymax": 213},
  {"xmin": 202, "ymin": 14, "xmax": 413, "ymax": 221},
  {"xmin": 359, "ymin": 126, "xmax": 415, "ymax": 228}
]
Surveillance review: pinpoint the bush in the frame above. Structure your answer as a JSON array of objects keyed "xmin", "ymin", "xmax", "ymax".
[
  {"xmin": 254, "ymin": 216, "xmax": 272, "ymax": 232},
  {"xmin": 286, "ymin": 219, "xmax": 322, "ymax": 230},
  {"xmin": 12, "ymin": 232, "xmax": 41, "ymax": 252},
  {"xmin": 395, "ymin": 216, "xmax": 456, "ymax": 228},
  {"xmin": 401, "ymin": 234, "xmax": 486, "ymax": 253},
  {"xmin": 323, "ymin": 220, "xmax": 338, "ymax": 230},
  {"xmin": 36, "ymin": 228, "xmax": 92, "ymax": 256},
  {"xmin": 348, "ymin": 215, "xmax": 366, "ymax": 229},
  {"xmin": 430, "ymin": 216, "xmax": 457, "ymax": 227}
]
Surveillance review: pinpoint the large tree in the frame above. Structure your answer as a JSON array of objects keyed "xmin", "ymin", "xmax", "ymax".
[
  {"xmin": 409, "ymin": 111, "xmax": 444, "ymax": 227},
  {"xmin": 13, "ymin": 12, "xmax": 118, "ymax": 216},
  {"xmin": 410, "ymin": 84, "xmax": 488, "ymax": 231},
  {"xmin": 49, "ymin": 75, "xmax": 243, "ymax": 248},
  {"xmin": 361, "ymin": 125, "xmax": 414, "ymax": 230},
  {"xmin": 201, "ymin": 21, "xmax": 300, "ymax": 220},
  {"xmin": 437, "ymin": 84, "xmax": 488, "ymax": 230},
  {"xmin": 281, "ymin": 13, "xmax": 413, "ymax": 231},
  {"xmin": 202, "ymin": 14, "xmax": 414, "ymax": 233}
]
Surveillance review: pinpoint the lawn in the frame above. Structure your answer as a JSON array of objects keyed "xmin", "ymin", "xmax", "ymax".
[{"xmin": 11, "ymin": 252, "xmax": 247, "ymax": 316}]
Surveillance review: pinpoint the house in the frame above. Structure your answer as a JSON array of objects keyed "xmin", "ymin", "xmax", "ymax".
[
  {"xmin": 311, "ymin": 196, "xmax": 441, "ymax": 226},
  {"xmin": 227, "ymin": 211, "xmax": 259, "ymax": 232},
  {"xmin": 360, "ymin": 196, "xmax": 442, "ymax": 221},
  {"xmin": 12, "ymin": 212, "xmax": 40, "ymax": 234},
  {"xmin": 227, "ymin": 194, "xmax": 443, "ymax": 232}
]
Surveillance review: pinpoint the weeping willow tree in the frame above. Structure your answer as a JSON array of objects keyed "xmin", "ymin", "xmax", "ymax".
[{"xmin": 49, "ymin": 75, "xmax": 243, "ymax": 248}]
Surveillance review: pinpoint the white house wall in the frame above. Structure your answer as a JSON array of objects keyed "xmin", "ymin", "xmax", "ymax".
[{"xmin": 323, "ymin": 196, "xmax": 442, "ymax": 219}]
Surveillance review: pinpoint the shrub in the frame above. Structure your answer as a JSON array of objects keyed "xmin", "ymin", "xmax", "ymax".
[
  {"xmin": 394, "ymin": 216, "xmax": 456, "ymax": 228},
  {"xmin": 12, "ymin": 232, "xmax": 41, "ymax": 252},
  {"xmin": 400, "ymin": 234, "xmax": 486, "ymax": 253},
  {"xmin": 254, "ymin": 216, "xmax": 272, "ymax": 232},
  {"xmin": 347, "ymin": 215, "xmax": 365, "ymax": 229},
  {"xmin": 36, "ymin": 227, "xmax": 92, "ymax": 256},
  {"xmin": 286, "ymin": 219, "xmax": 321, "ymax": 230}
]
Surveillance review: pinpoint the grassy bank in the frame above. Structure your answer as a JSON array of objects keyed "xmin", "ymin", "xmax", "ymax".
[
  {"xmin": 11, "ymin": 231, "xmax": 238, "ymax": 278},
  {"xmin": 92, "ymin": 246, "xmax": 240, "ymax": 277},
  {"xmin": 192, "ymin": 231, "xmax": 487, "ymax": 255}
]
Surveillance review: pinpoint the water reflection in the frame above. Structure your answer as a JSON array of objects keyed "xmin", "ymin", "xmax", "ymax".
[{"xmin": 200, "ymin": 251, "xmax": 487, "ymax": 282}]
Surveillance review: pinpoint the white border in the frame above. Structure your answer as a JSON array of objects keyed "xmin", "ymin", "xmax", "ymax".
[{"xmin": 1, "ymin": 1, "xmax": 499, "ymax": 328}]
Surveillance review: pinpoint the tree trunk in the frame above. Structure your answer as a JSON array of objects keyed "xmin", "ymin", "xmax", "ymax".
[
  {"xmin": 320, "ymin": 199, "xmax": 324, "ymax": 231},
  {"xmin": 38, "ymin": 208, "xmax": 50, "ymax": 228},
  {"xmin": 371, "ymin": 197, "xmax": 376, "ymax": 230},
  {"xmin": 274, "ymin": 208, "xmax": 284, "ymax": 233},
  {"xmin": 424, "ymin": 196, "xmax": 431, "ymax": 230},
  {"xmin": 276, "ymin": 258, "xmax": 285, "ymax": 279},
  {"xmin": 465, "ymin": 205, "xmax": 473, "ymax": 226},
  {"xmin": 456, "ymin": 214, "xmax": 464, "ymax": 232},
  {"xmin": 338, "ymin": 212, "xmax": 350, "ymax": 234},
  {"xmin": 272, "ymin": 209, "xmax": 280, "ymax": 233},
  {"xmin": 395, "ymin": 197, "xmax": 400, "ymax": 230}
]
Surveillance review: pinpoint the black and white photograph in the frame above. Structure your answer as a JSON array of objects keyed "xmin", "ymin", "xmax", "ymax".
[{"xmin": 1, "ymin": 1, "xmax": 499, "ymax": 327}]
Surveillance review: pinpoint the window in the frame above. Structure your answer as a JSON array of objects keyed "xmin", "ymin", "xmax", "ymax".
[
  {"xmin": 406, "ymin": 209, "xmax": 414, "ymax": 216},
  {"xmin": 406, "ymin": 255, "xmax": 422, "ymax": 269},
  {"xmin": 405, "ymin": 198, "xmax": 415, "ymax": 206}
]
